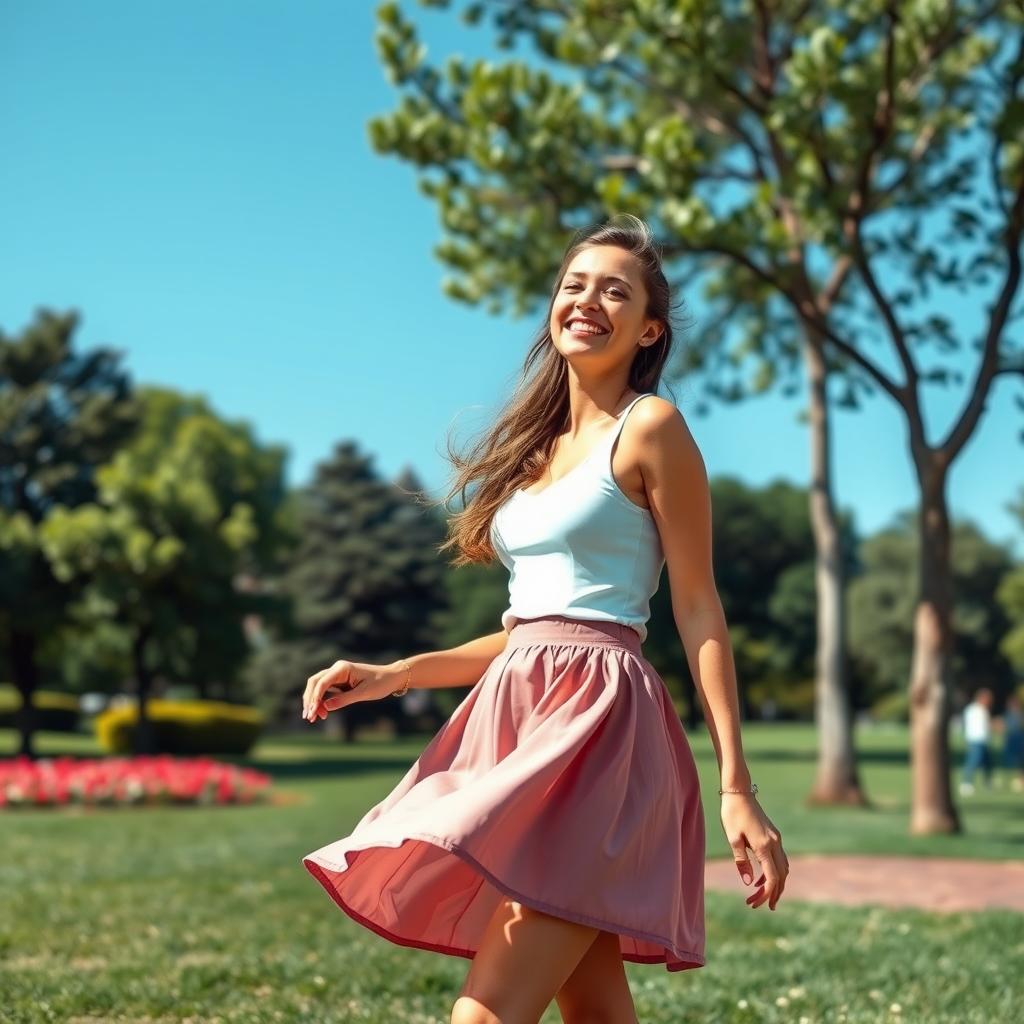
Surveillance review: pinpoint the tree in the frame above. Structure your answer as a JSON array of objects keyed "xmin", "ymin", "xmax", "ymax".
[
  {"xmin": 0, "ymin": 309, "xmax": 140, "ymax": 757},
  {"xmin": 41, "ymin": 387, "xmax": 290, "ymax": 753},
  {"xmin": 245, "ymin": 443, "xmax": 451, "ymax": 740},
  {"xmin": 644, "ymin": 476, "xmax": 853, "ymax": 729},
  {"xmin": 849, "ymin": 510, "xmax": 1018, "ymax": 712},
  {"xmin": 996, "ymin": 487, "xmax": 1024, "ymax": 675},
  {"xmin": 369, "ymin": 0, "xmax": 1024, "ymax": 832}
]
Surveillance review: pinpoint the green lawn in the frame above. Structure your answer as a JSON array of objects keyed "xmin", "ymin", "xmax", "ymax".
[{"xmin": 1, "ymin": 722, "xmax": 1021, "ymax": 1023}]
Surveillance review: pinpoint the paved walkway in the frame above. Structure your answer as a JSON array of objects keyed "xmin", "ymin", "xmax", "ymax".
[{"xmin": 704, "ymin": 854, "xmax": 1024, "ymax": 913}]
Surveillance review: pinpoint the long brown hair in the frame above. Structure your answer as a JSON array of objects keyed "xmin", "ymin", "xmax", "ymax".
[{"xmin": 429, "ymin": 214, "xmax": 688, "ymax": 567}]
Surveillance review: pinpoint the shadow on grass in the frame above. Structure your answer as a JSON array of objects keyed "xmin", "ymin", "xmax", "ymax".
[
  {"xmin": 240, "ymin": 756, "xmax": 421, "ymax": 781},
  {"xmin": 744, "ymin": 747, "xmax": 912, "ymax": 766}
]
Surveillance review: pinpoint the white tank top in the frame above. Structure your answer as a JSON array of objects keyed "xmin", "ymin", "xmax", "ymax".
[{"xmin": 490, "ymin": 392, "xmax": 664, "ymax": 642}]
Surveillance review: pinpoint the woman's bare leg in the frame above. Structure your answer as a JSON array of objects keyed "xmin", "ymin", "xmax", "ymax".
[
  {"xmin": 553, "ymin": 929, "xmax": 638, "ymax": 1023},
  {"xmin": 450, "ymin": 897, "xmax": 601, "ymax": 1024}
]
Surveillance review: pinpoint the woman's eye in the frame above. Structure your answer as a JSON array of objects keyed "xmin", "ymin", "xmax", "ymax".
[{"xmin": 563, "ymin": 284, "xmax": 626, "ymax": 298}]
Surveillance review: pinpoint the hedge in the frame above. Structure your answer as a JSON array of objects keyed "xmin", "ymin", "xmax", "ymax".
[{"xmin": 95, "ymin": 699, "xmax": 265, "ymax": 755}]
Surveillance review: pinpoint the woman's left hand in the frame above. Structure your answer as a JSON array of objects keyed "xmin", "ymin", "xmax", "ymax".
[{"xmin": 721, "ymin": 794, "xmax": 789, "ymax": 911}]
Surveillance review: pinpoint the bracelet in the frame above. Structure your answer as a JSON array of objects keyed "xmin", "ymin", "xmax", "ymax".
[
  {"xmin": 391, "ymin": 658, "xmax": 412, "ymax": 697},
  {"xmin": 719, "ymin": 783, "xmax": 758, "ymax": 796}
]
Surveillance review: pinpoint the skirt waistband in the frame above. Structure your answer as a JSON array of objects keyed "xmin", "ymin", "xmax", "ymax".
[{"xmin": 505, "ymin": 615, "xmax": 643, "ymax": 655}]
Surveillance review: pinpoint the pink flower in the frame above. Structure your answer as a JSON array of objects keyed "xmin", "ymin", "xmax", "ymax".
[{"xmin": 0, "ymin": 756, "xmax": 272, "ymax": 810}]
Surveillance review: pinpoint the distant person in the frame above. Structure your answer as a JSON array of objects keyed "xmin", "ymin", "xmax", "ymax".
[
  {"xmin": 999, "ymin": 692, "xmax": 1024, "ymax": 793},
  {"xmin": 960, "ymin": 687, "xmax": 994, "ymax": 796}
]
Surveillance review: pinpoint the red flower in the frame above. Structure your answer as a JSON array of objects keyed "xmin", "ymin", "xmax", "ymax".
[{"xmin": 0, "ymin": 756, "xmax": 273, "ymax": 810}]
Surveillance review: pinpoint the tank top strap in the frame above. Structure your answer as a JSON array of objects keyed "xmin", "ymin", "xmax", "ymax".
[
  {"xmin": 604, "ymin": 392, "xmax": 655, "ymax": 451},
  {"xmin": 591, "ymin": 391, "xmax": 655, "ymax": 485}
]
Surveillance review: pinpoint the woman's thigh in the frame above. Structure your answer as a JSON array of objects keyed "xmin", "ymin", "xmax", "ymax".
[
  {"xmin": 553, "ymin": 928, "xmax": 638, "ymax": 1024},
  {"xmin": 452, "ymin": 897, "xmax": 601, "ymax": 1024}
]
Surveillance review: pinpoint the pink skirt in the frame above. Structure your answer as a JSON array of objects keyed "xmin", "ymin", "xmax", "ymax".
[{"xmin": 301, "ymin": 614, "xmax": 706, "ymax": 972}]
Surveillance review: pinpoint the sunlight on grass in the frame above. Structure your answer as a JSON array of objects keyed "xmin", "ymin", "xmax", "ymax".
[{"xmin": 2, "ymin": 722, "xmax": 1021, "ymax": 1022}]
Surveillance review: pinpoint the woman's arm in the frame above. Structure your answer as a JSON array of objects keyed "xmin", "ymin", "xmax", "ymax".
[
  {"xmin": 303, "ymin": 627, "xmax": 511, "ymax": 722},
  {"xmin": 384, "ymin": 628, "xmax": 510, "ymax": 691},
  {"xmin": 634, "ymin": 396, "xmax": 789, "ymax": 911},
  {"xmin": 675, "ymin": 597, "xmax": 751, "ymax": 790}
]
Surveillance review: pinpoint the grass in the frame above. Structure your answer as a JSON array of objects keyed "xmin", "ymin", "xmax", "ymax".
[{"xmin": 1, "ymin": 722, "xmax": 1021, "ymax": 1023}]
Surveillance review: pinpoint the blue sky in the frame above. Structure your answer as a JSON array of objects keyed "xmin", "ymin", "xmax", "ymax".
[{"xmin": 2, "ymin": 1, "xmax": 1021, "ymax": 557}]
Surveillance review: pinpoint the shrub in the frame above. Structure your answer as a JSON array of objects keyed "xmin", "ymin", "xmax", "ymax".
[
  {"xmin": 870, "ymin": 690, "xmax": 910, "ymax": 724},
  {"xmin": 94, "ymin": 699, "xmax": 265, "ymax": 755},
  {"xmin": 0, "ymin": 684, "xmax": 81, "ymax": 732},
  {"xmin": 745, "ymin": 676, "xmax": 816, "ymax": 720}
]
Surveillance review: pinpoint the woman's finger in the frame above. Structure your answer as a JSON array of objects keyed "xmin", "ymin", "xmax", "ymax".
[
  {"xmin": 748, "ymin": 843, "xmax": 781, "ymax": 910},
  {"xmin": 745, "ymin": 849, "xmax": 767, "ymax": 907},
  {"xmin": 322, "ymin": 687, "xmax": 352, "ymax": 712},
  {"xmin": 310, "ymin": 683, "xmax": 335, "ymax": 718},
  {"xmin": 302, "ymin": 668, "xmax": 331, "ymax": 717},
  {"xmin": 306, "ymin": 675, "xmax": 331, "ymax": 718},
  {"xmin": 320, "ymin": 670, "xmax": 369, "ymax": 714},
  {"xmin": 306, "ymin": 662, "xmax": 361, "ymax": 719},
  {"xmin": 768, "ymin": 843, "xmax": 788, "ymax": 909}
]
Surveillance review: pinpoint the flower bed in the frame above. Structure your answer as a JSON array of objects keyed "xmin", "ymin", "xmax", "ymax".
[{"xmin": 0, "ymin": 754, "xmax": 273, "ymax": 809}]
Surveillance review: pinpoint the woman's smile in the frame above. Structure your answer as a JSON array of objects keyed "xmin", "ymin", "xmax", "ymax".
[{"xmin": 565, "ymin": 320, "xmax": 610, "ymax": 338}]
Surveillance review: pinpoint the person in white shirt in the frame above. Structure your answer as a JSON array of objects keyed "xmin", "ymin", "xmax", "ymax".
[{"xmin": 960, "ymin": 687, "xmax": 994, "ymax": 795}]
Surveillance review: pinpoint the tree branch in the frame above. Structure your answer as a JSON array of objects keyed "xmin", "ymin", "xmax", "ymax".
[
  {"xmin": 994, "ymin": 358, "xmax": 1024, "ymax": 378},
  {"xmin": 942, "ymin": 169, "xmax": 1024, "ymax": 459},
  {"xmin": 833, "ymin": 4, "xmax": 922, "ymax": 433},
  {"xmin": 602, "ymin": 56, "xmax": 772, "ymax": 181},
  {"xmin": 662, "ymin": 236, "xmax": 905, "ymax": 404},
  {"xmin": 990, "ymin": 31, "xmax": 1024, "ymax": 223}
]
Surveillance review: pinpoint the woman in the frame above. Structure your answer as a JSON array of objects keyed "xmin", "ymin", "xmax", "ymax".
[{"xmin": 300, "ymin": 215, "xmax": 789, "ymax": 1023}]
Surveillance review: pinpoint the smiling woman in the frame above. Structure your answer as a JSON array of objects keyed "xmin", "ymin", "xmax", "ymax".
[{"xmin": 300, "ymin": 214, "xmax": 789, "ymax": 1023}]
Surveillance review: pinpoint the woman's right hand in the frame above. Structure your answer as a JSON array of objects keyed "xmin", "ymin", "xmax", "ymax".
[{"xmin": 301, "ymin": 660, "xmax": 399, "ymax": 722}]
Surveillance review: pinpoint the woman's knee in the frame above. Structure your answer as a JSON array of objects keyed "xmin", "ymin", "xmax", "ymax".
[
  {"xmin": 554, "ymin": 930, "xmax": 637, "ymax": 1024},
  {"xmin": 451, "ymin": 898, "xmax": 600, "ymax": 1024},
  {"xmin": 450, "ymin": 995, "xmax": 503, "ymax": 1024}
]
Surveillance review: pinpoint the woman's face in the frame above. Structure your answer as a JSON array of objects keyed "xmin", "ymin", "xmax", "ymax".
[{"xmin": 550, "ymin": 245, "xmax": 661, "ymax": 362}]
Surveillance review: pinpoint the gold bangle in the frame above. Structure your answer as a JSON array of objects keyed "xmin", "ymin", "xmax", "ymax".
[{"xmin": 391, "ymin": 658, "xmax": 411, "ymax": 697}]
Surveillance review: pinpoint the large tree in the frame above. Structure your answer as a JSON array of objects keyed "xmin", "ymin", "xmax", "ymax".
[
  {"xmin": 370, "ymin": 0, "xmax": 1024, "ymax": 832},
  {"xmin": 245, "ymin": 442, "xmax": 452, "ymax": 740},
  {"xmin": 849, "ymin": 510, "xmax": 1018, "ymax": 711},
  {"xmin": 41, "ymin": 387, "xmax": 290, "ymax": 753},
  {"xmin": 0, "ymin": 309, "xmax": 140, "ymax": 757}
]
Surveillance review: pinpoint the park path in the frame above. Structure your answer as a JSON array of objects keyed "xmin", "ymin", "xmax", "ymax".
[{"xmin": 704, "ymin": 854, "xmax": 1024, "ymax": 913}]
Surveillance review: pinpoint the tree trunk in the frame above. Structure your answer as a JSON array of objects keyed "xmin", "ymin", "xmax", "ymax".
[
  {"xmin": 132, "ymin": 628, "xmax": 158, "ymax": 755},
  {"xmin": 10, "ymin": 629, "xmax": 39, "ymax": 760},
  {"xmin": 803, "ymin": 335, "xmax": 869, "ymax": 806},
  {"xmin": 908, "ymin": 465, "xmax": 960, "ymax": 834}
]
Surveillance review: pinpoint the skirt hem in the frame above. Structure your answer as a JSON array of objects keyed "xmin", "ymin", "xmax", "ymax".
[{"xmin": 302, "ymin": 830, "xmax": 705, "ymax": 973}]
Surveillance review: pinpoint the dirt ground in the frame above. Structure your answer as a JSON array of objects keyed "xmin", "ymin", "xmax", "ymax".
[{"xmin": 704, "ymin": 854, "xmax": 1024, "ymax": 913}]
